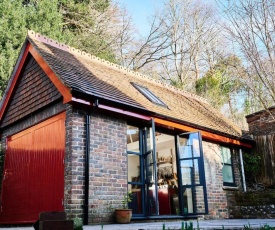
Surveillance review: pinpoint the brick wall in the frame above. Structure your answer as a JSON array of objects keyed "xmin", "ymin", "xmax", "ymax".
[
  {"xmin": 64, "ymin": 108, "xmax": 127, "ymax": 224},
  {"xmin": 88, "ymin": 112, "xmax": 127, "ymax": 224},
  {"xmin": 64, "ymin": 105, "xmax": 86, "ymax": 220},
  {"xmin": 202, "ymin": 141, "xmax": 242, "ymax": 219}
]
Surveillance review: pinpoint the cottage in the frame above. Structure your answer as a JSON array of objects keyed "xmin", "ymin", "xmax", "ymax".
[{"xmin": 0, "ymin": 31, "xmax": 252, "ymax": 224}]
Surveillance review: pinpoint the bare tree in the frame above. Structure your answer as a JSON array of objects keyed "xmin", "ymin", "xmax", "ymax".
[
  {"xmin": 119, "ymin": 0, "xmax": 225, "ymax": 92},
  {"xmin": 220, "ymin": 0, "xmax": 275, "ymax": 113}
]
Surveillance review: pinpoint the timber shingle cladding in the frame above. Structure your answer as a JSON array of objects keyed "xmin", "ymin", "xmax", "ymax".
[
  {"xmin": 27, "ymin": 32, "xmax": 241, "ymax": 138},
  {"xmin": 1, "ymin": 55, "xmax": 62, "ymax": 128}
]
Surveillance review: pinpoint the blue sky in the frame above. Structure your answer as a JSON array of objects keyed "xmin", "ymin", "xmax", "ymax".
[{"xmin": 115, "ymin": 0, "xmax": 156, "ymax": 35}]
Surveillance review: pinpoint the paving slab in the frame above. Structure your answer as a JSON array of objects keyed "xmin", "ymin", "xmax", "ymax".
[
  {"xmin": 1, "ymin": 219, "xmax": 275, "ymax": 230},
  {"xmin": 84, "ymin": 219, "xmax": 275, "ymax": 230}
]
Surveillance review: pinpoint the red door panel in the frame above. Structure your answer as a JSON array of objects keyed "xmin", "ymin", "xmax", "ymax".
[{"xmin": 0, "ymin": 112, "xmax": 66, "ymax": 224}]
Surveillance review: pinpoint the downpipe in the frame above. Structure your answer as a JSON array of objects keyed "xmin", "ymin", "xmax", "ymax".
[
  {"xmin": 84, "ymin": 99, "xmax": 99, "ymax": 225},
  {"xmin": 239, "ymin": 149, "xmax": 247, "ymax": 192}
]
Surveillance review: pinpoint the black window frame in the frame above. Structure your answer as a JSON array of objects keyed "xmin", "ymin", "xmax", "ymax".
[
  {"xmin": 221, "ymin": 146, "xmax": 236, "ymax": 187},
  {"xmin": 131, "ymin": 82, "xmax": 168, "ymax": 108}
]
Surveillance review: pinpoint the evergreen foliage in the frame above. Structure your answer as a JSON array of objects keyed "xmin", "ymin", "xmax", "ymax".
[
  {"xmin": 0, "ymin": 0, "xmax": 112, "ymax": 99},
  {"xmin": 195, "ymin": 56, "xmax": 242, "ymax": 109}
]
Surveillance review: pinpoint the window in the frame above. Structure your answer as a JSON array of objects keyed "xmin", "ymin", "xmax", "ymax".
[
  {"xmin": 221, "ymin": 146, "xmax": 235, "ymax": 187},
  {"xmin": 131, "ymin": 82, "xmax": 167, "ymax": 107}
]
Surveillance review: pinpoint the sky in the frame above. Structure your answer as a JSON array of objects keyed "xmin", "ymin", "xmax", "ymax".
[{"xmin": 114, "ymin": 0, "xmax": 156, "ymax": 36}]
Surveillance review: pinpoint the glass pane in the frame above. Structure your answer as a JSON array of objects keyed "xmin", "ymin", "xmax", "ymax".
[
  {"xmin": 170, "ymin": 190, "xmax": 180, "ymax": 215},
  {"xmin": 192, "ymin": 136, "xmax": 200, "ymax": 157},
  {"xmin": 195, "ymin": 186, "xmax": 205, "ymax": 213},
  {"xmin": 183, "ymin": 188, "xmax": 193, "ymax": 214},
  {"xmin": 147, "ymin": 150, "xmax": 154, "ymax": 165},
  {"xmin": 180, "ymin": 159, "xmax": 200, "ymax": 185},
  {"xmin": 146, "ymin": 128, "xmax": 153, "ymax": 152},
  {"xmin": 179, "ymin": 145, "xmax": 192, "ymax": 159},
  {"xmin": 147, "ymin": 162, "xmax": 154, "ymax": 183},
  {"xmin": 128, "ymin": 154, "xmax": 140, "ymax": 183},
  {"xmin": 127, "ymin": 126, "xmax": 139, "ymax": 152},
  {"xmin": 222, "ymin": 165, "xmax": 234, "ymax": 183},
  {"xmin": 221, "ymin": 147, "xmax": 231, "ymax": 164},
  {"xmin": 193, "ymin": 159, "xmax": 200, "ymax": 184},
  {"xmin": 147, "ymin": 186, "xmax": 157, "ymax": 215},
  {"xmin": 128, "ymin": 185, "xmax": 142, "ymax": 214},
  {"xmin": 179, "ymin": 133, "xmax": 201, "ymax": 158}
]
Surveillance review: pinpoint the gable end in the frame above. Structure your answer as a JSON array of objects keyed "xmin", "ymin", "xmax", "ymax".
[{"xmin": 1, "ymin": 55, "xmax": 62, "ymax": 128}]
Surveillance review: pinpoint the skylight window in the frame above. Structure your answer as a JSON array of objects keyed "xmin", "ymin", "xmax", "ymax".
[{"xmin": 131, "ymin": 82, "xmax": 167, "ymax": 107}]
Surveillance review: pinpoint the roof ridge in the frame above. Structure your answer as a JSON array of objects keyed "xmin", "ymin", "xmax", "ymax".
[{"xmin": 28, "ymin": 30, "xmax": 209, "ymax": 104}]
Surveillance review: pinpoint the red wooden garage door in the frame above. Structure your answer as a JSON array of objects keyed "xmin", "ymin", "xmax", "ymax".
[{"xmin": 0, "ymin": 112, "xmax": 66, "ymax": 224}]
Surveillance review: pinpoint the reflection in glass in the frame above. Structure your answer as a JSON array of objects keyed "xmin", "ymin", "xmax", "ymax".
[
  {"xmin": 180, "ymin": 159, "xmax": 200, "ymax": 185},
  {"xmin": 222, "ymin": 165, "xmax": 234, "ymax": 183},
  {"xmin": 179, "ymin": 133, "xmax": 201, "ymax": 159},
  {"xmin": 128, "ymin": 154, "xmax": 140, "ymax": 183},
  {"xmin": 194, "ymin": 186, "xmax": 205, "ymax": 213},
  {"xmin": 221, "ymin": 147, "xmax": 231, "ymax": 164},
  {"xmin": 127, "ymin": 126, "xmax": 139, "ymax": 152},
  {"xmin": 147, "ymin": 186, "xmax": 157, "ymax": 215},
  {"xmin": 146, "ymin": 127, "xmax": 153, "ymax": 153},
  {"xmin": 221, "ymin": 146, "xmax": 234, "ymax": 184},
  {"xmin": 183, "ymin": 188, "xmax": 193, "ymax": 213},
  {"xmin": 128, "ymin": 185, "xmax": 142, "ymax": 214}
]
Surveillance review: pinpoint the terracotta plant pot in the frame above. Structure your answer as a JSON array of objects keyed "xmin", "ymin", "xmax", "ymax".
[{"xmin": 115, "ymin": 209, "xmax": 132, "ymax": 224}]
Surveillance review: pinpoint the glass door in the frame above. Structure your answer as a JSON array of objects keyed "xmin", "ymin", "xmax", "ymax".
[
  {"xmin": 127, "ymin": 120, "xmax": 158, "ymax": 217},
  {"xmin": 177, "ymin": 131, "xmax": 208, "ymax": 215},
  {"xmin": 143, "ymin": 120, "xmax": 158, "ymax": 216}
]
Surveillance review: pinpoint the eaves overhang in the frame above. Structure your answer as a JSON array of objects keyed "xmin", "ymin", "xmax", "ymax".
[{"xmin": 69, "ymin": 89, "xmax": 252, "ymax": 148}]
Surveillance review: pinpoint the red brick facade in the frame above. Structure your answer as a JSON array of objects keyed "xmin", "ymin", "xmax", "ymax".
[
  {"xmin": 88, "ymin": 113, "xmax": 127, "ymax": 223},
  {"xmin": 63, "ymin": 108, "xmax": 128, "ymax": 223},
  {"xmin": 202, "ymin": 142, "xmax": 242, "ymax": 219},
  {"xmin": 1, "ymin": 102, "xmax": 245, "ymax": 223}
]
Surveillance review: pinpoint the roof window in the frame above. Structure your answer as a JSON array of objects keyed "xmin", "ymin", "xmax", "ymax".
[{"xmin": 131, "ymin": 82, "xmax": 167, "ymax": 107}]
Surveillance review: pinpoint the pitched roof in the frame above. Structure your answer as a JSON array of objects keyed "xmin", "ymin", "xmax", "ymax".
[{"xmin": 3, "ymin": 31, "xmax": 243, "ymax": 138}]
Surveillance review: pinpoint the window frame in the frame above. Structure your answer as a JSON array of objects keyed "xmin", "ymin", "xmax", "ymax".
[
  {"xmin": 221, "ymin": 146, "xmax": 236, "ymax": 187},
  {"xmin": 131, "ymin": 82, "xmax": 168, "ymax": 108}
]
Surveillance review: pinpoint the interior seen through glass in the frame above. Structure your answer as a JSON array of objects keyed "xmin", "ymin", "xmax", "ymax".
[{"xmin": 127, "ymin": 125, "xmax": 179, "ymax": 215}]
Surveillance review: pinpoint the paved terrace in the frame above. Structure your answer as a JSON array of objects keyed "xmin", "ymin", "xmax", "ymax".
[{"xmin": 2, "ymin": 219, "xmax": 275, "ymax": 230}]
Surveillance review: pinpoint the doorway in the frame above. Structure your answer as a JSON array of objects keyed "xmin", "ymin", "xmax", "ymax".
[
  {"xmin": 0, "ymin": 113, "xmax": 66, "ymax": 224},
  {"xmin": 127, "ymin": 120, "xmax": 207, "ymax": 217}
]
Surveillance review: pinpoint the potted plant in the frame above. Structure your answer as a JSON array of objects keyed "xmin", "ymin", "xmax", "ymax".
[{"xmin": 115, "ymin": 192, "xmax": 132, "ymax": 224}]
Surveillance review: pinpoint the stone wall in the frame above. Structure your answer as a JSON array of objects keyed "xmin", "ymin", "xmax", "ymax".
[{"xmin": 227, "ymin": 191, "xmax": 275, "ymax": 218}]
